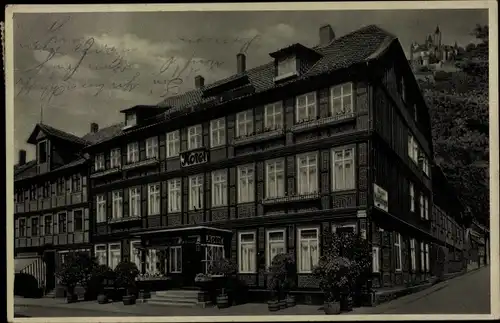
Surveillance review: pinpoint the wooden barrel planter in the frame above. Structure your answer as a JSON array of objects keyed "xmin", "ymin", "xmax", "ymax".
[
  {"xmin": 268, "ymin": 300, "xmax": 280, "ymax": 312},
  {"xmin": 216, "ymin": 293, "xmax": 230, "ymax": 309},
  {"xmin": 323, "ymin": 301, "xmax": 341, "ymax": 315},
  {"xmin": 66, "ymin": 293, "xmax": 78, "ymax": 303},
  {"xmin": 122, "ymin": 295, "xmax": 136, "ymax": 305},
  {"xmin": 340, "ymin": 294, "xmax": 353, "ymax": 312},
  {"xmin": 279, "ymin": 299, "xmax": 287, "ymax": 309},
  {"xmin": 286, "ymin": 295, "xmax": 296, "ymax": 307},
  {"xmin": 97, "ymin": 294, "xmax": 108, "ymax": 304}
]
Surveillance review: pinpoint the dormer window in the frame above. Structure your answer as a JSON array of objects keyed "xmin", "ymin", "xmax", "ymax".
[
  {"xmin": 38, "ymin": 140, "xmax": 48, "ymax": 164},
  {"xmin": 277, "ymin": 56, "xmax": 297, "ymax": 78},
  {"xmin": 125, "ymin": 113, "xmax": 137, "ymax": 127}
]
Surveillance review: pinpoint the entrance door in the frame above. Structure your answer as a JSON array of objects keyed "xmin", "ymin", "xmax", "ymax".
[
  {"xmin": 182, "ymin": 243, "xmax": 202, "ymax": 286},
  {"xmin": 43, "ymin": 251, "xmax": 56, "ymax": 292}
]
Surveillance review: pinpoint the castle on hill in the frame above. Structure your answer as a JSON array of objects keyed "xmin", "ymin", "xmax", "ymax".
[{"xmin": 409, "ymin": 25, "xmax": 460, "ymax": 70}]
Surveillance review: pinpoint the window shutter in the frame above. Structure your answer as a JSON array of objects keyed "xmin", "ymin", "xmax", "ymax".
[
  {"xmin": 68, "ymin": 211, "xmax": 74, "ymax": 232},
  {"xmin": 139, "ymin": 141, "xmax": 146, "ymax": 161},
  {"xmin": 40, "ymin": 216, "xmax": 44, "ymax": 236},
  {"xmin": 26, "ymin": 218, "xmax": 32, "ymax": 237},
  {"xmin": 54, "ymin": 215, "xmax": 59, "ymax": 234},
  {"xmin": 123, "ymin": 189, "xmax": 129, "ymax": 217},
  {"xmin": 142, "ymin": 185, "xmax": 148, "ymax": 217},
  {"xmin": 15, "ymin": 218, "xmax": 19, "ymax": 238}
]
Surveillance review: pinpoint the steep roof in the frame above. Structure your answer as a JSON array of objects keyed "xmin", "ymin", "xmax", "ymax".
[
  {"xmin": 86, "ymin": 24, "xmax": 396, "ymax": 147},
  {"xmin": 27, "ymin": 123, "xmax": 91, "ymax": 146}
]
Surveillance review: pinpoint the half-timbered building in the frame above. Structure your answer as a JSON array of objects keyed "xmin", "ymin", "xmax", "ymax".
[{"xmin": 81, "ymin": 24, "xmax": 439, "ymax": 302}]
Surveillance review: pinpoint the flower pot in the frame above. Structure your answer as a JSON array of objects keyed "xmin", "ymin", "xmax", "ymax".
[
  {"xmin": 279, "ymin": 299, "xmax": 287, "ymax": 309},
  {"xmin": 97, "ymin": 294, "xmax": 108, "ymax": 304},
  {"xmin": 324, "ymin": 301, "xmax": 341, "ymax": 315},
  {"xmin": 66, "ymin": 293, "xmax": 78, "ymax": 303},
  {"xmin": 340, "ymin": 294, "xmax": 353, "ymax": 312},
  {"xmin": 122, "ymin": 295, "xmax": 136, "ymax": 305},
  {"xmin": 216, "ymin": 293, "xmax": 230, "ymax": 309},
  {"xmin": 286, "ymin": 295, "xmax": 296, "ymax": 307},
  {"xmin": 268, "ymin": 300, "xmax": 280, "ymax": 312}
]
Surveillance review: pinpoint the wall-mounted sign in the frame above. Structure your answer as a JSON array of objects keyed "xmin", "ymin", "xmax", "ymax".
[
  {"xmin": 373, "ymin": 183, "xmax": 388, "ymax": 212},
  {"xmin": 180, "ymin": 148, "xmax": 209, "ymax": 168},
  {"xmin": 206, "ymin": 235, "xmax": 224, "ymax": 245}
]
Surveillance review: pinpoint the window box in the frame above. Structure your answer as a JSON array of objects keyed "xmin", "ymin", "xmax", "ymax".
[
  {"xmin": 108, "ymin": 216, "xmax": 142, "ymax": 224},
  {"xmin": 232, "ymin": 128, "xmax": 285, "ymax": 146},
  {"xmin": 122, "ymin": 157, "xmax": 159, "ymax": 170},
  {"xmin": 291, "ymin": 113, "xmax": 356, "ymax": 133},
  {"xmin": 261, "ymin": 192, "xmax": 321, "ymax": 205},
  {"xmin": 90, "ymin": 167, "xmax": 121, "ymax": 178}
]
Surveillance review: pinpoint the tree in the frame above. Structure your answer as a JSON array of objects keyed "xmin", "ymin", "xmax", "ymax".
[{"xmin": 422, "ymin": 24, "xmax": 489, "ymax": 227}]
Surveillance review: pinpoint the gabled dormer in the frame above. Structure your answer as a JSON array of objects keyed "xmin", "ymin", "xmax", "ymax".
[
  {"xmin": 120, "ymin": 105, "xmax": 168, "ymax": 131},
  {"xmin": 26, "ymin": 123, "xmax": 89, "ymax": 174}
]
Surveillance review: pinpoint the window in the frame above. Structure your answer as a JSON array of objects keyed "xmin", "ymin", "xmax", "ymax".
[
  {"xmin": 236, "ymin": 110, "xmax": 254, "ymax": 138},
  {"xmin": 296, "ymin": 92, "xmax": 316, "ymax": 123},
  {"xmin": 112, "ymin": 191, "xmax": 123, "ymax": 219},
  {"xmin": 95, "ymin": 245, "xmax": 107, "ymax": 266},
  {"xmin": 148, "ymin": 183, "xmax": 161, "ymax": 215},
  {"xmin": 409, "ymin": 181, "xmax": 415, "ymax": 212},
  {"xmin": 166, "ymin": 130, "xmax": 180, "ymax": 157},
  {"xmin": 422, "ymin": 155, "xmax": 430, "ymax": 176},
  {"xmin": 204, "ymin": 245, "xmax": 224, "ymax": 274},
  {"xmin": 372, "ymin": 246, "xmax": 380, "ymax": 273},
  {"xmin": 264, "ymin": 102, "xmax": 283, "ymax": 131},
  {"xmin": 130, "ymin": 241, "xmax": 142, "ymax": 272},
  {"xmin": 44, "ymin": 215, "xmax": 52, "ymax": 235},
  {"xmin": 408, "ymin": 134, "xmax": 418, "ymax": 164},
  {"xmin": 332, "ymin": 147, "xmax": 355, "ymax": 191},
  {"xmin": 410, "ymin": 238, "xmax": 417, "ymax": 271},
  {"xmin": 146, "ymin": 249, "xmax": 159, "ymax": 275},
  {"xmin": 330, "ymin": 83, "xmax": 353, "ymax": 116},
  {"xmin": 238, "ymin": 232, "xmax": 256, "ymax": 273},
  {"xmin": 72, "ymin": 175, "xmax": 81, "ymax": 192},
  {"xmin": 56, "ymin": 179, "xmax": 65, "ymax": 195},
  {"xmin": 66, "ymin": 176, "xmax": 72, "ymax": 193},
  {"xmin": 108, "ymin": 243, "xmax": 121, "ymax": 269},
  {"xmin": 125, "ymin": 113, "xmax": 136, "ymax": 127},
  {"xmin": 266, "ymin": 159, "xmax": 285, "ymax": 198},
  {"xmin": 19, "ymin": 218, "xmax": 26, "ymax": 237},
  {"xmin": 212, "ymin": 170, "xmax": 228, "ymax": 207},
  {"xmin": 277, "ymin": 56, "xmax": 296, "ymax": 77},
  {"xmin": 400, "ymin": 77, "xmax": 406, "ymax": 102},
  {"xmin": 188, "ymin": 125, "xmax": 202, "ymax": 150},
  {"xmin": 110, "ymin": 148, "xmax": 121, "ymax": 168},
  {"xmin": 394, "ymin": 233, "xmax": 402, "ymax": 272},
  {"xmin": 298, "ymin": 228, "xmax": 319, "ymax": 273},
  {"xmin": 73, "ymin": 209, "xmax": 83, "ymax": 232},
  {"xmin": 238, "ymin": 164, "xmax": 254, "ymax": 203},
  {"xmin": 420, "ymin": 242, "xmax": 425, "ymax": 272},
  {"xmin": 169, "ymin": 246, "xmax": 182, "ymax": 273},
  {"xmin": 30, "ymin": 185, "xmax": 37, "ymax": 200},
  {"xmin": 188, "ymin": 175, "xmax": 204, "ymax": 210},
  {"xmin": 43, "ymin": 182, "xmax": 50, "ymax": 198},
  {"xmin": 96, "ymin": 195, "xmax": 106, "ymax": 223},
  {"xmin": 168, "ymin": 179, "xmax": 181, "ymax": 212},
  {"xmin": 210, "ymin": 118, "xmax": 226, "ymax": 147},
  {"xmin": 129, "ymin": 187, "xmax": 141, "ymax": 217},
  {"xmin": 419, "ymin": 194, "xmax": 425, "ymax": 219},
  {"xmin": 146, "ymin": 137, "xmax": 158, "ymax": 159},
  {"xmin": 95, "ymin": 153, "xmax": 105, "ymax": 171},
  {"xmin": 38, "ymin": 140, "xmax": 48, "ymax": 164},
  {"xmin": 333, "ymin": 224, "xmax": 356, "ymax": 235},
  {"xmin": 297, "ymin": 152, "xmax": 318, "ymax": 195},
  {"xmin": 31, "ymin": 217, "xmax": 39, "ymax": 237},
  {"xmin": 58, "ymin": 212, "xmax": 67, "ymax": 233},
  {"xmin": 127, "ymin": 142, "xmax": 139, "ymax": 163},
  {"xmin": 424, "ymin": 196, "xmax": 429, "ymax": 220},
  {"xmin": 266, "ymin": 230, "xmax": 286, "ymax": 267},
  {"xmin": 425, "ymin": 243, "xmax": 430, "ymax": 273}
]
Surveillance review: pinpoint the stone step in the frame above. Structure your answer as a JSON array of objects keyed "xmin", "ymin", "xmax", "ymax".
[
  {"xmin": 149, "ymin": 296, "xmax": 199, "ymax": 304},
  {"xmin": 147, "ymin": 300, "xmax": 196, "ymax": 307}
]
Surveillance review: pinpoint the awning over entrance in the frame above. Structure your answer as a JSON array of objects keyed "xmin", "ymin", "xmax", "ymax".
[{"xmin": 15, "ymin": 257, "xmax": 39, "ymax": 273}]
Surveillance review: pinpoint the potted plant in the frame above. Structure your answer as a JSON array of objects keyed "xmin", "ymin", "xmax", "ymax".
[
  {"xmin": 55, "ymin": 257, "xmax": 82, "ymax": 303},
  {"xmin": 267, "ymin": 253, "xmax": 294, "ymax": 311},
  {"xmin": 210, "ymin": 259, "xmax": 237, "ymax": 309},
  {"xmin": 76, "ymin": 252, "xmax": 99, "ymax": 301},
  {"xmin": 91, "ymin": 265, "xmax": 114, "ymax": 304},
  {"xmin": 114, "ymin": 261, "xmax": 139, "ymax": 306},
  {"xmin": 313, "ymin": 255, "xmax": 352, "ymax": 315}
]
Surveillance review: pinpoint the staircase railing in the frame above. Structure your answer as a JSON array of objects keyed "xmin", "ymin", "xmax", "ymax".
[{"xmin": 20, "ymin": 257, "xmax": 46, "ymax": 292}]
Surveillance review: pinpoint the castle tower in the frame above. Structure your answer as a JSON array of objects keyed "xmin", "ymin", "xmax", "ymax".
[{"xmin": 434, "ymin": 25, "xmax": 442, "ymax": 55}]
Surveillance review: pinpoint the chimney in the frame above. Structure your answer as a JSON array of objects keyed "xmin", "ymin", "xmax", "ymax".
[
  {"xmin": 90, "ymin": 122, "xmax": 99, "ymax": 133},
  {"xmin": 19, "ymin": 150, "xmax": 26, "ymax": 166},
  {"xmin": 237, "ymin": 53, "xmax": 246, "ymax": 74},
  {"xmin": 195, "ymin": 75, "xmax": 205, "ymax": 89},
  {"xmin": 319, "ymin": 24, "xmax": 335, "ymax": 46}
]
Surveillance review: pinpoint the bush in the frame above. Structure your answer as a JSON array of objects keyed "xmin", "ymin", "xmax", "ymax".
[
  {"xmin": 210, "ymin": 259, "xmax": 237, "ymax": 276},
  {"xmin": 267, "ymin": 253, "xmax": 296, "ymax": 300},
  {"xmin": 114, "ymin": 261, "xmax": 139, "ymax": 295},
  {"xmin": 313, "ymin": 256, "xmax": 352, "ymax": 302},
  {"xmin": 90, "ymin": 265, "xmax": 115, "ymax": 295}
]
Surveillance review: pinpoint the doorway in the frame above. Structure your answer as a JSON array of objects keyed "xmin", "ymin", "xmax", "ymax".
[
  {"xmin": 43, "ymin": 251, "xmax": 56, "ymax": 292},
  {"xmin": 182, "ymin": 242, "xmax": 202, "ymax": 286}
]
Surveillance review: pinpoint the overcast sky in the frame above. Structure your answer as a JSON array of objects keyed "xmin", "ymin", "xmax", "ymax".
[{"xmin": 12, "ymin": 8, "xmax": 488, "ymax": 162}]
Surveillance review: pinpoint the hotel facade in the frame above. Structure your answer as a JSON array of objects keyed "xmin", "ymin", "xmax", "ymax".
[{"xmin": 13, "ymin": 24, "xmax": 467, "ymax": 300}]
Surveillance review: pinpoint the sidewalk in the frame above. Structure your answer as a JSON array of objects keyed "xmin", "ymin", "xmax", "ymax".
[{"xmin": 15, "ymin": 266, "xmax": 488, "ymax": 317}]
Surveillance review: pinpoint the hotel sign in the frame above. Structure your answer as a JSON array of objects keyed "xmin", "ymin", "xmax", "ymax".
[
  {"xmin": 373, "ymin": 183, "xmax": 388, "ymax": 212},
  {"xmin": 180, "ymin": 148, "xmax": 209, "ymax": 168}
]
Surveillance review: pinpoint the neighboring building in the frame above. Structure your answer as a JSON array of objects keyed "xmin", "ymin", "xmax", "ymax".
[
  {"xmin": 80, "ymin": 23, "xmax": 437, "ymax": 299},
  {"xmin": 430, "ymin": 165, "xmax": 467, "ymax": 276},
  {"xmin": 466, "ymin": 221, "xmax": 489, "ymax": 270},
  {"xmin": 13, "ymin": 123, "xmax": 107, "ymax": 297},
  {"xmin": 409, "ymin": 25, "xmax": 460, "ymax": 70}
]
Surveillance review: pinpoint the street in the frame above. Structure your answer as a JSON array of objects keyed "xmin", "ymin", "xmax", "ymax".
[{"xmin": 13, "ymin": 267, "xmax": 490, "ymax": 317}]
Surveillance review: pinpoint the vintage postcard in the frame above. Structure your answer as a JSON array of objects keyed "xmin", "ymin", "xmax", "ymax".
[{"xmin": 4, "ymin": 1, "xmax": 499, "ymax": 322}]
